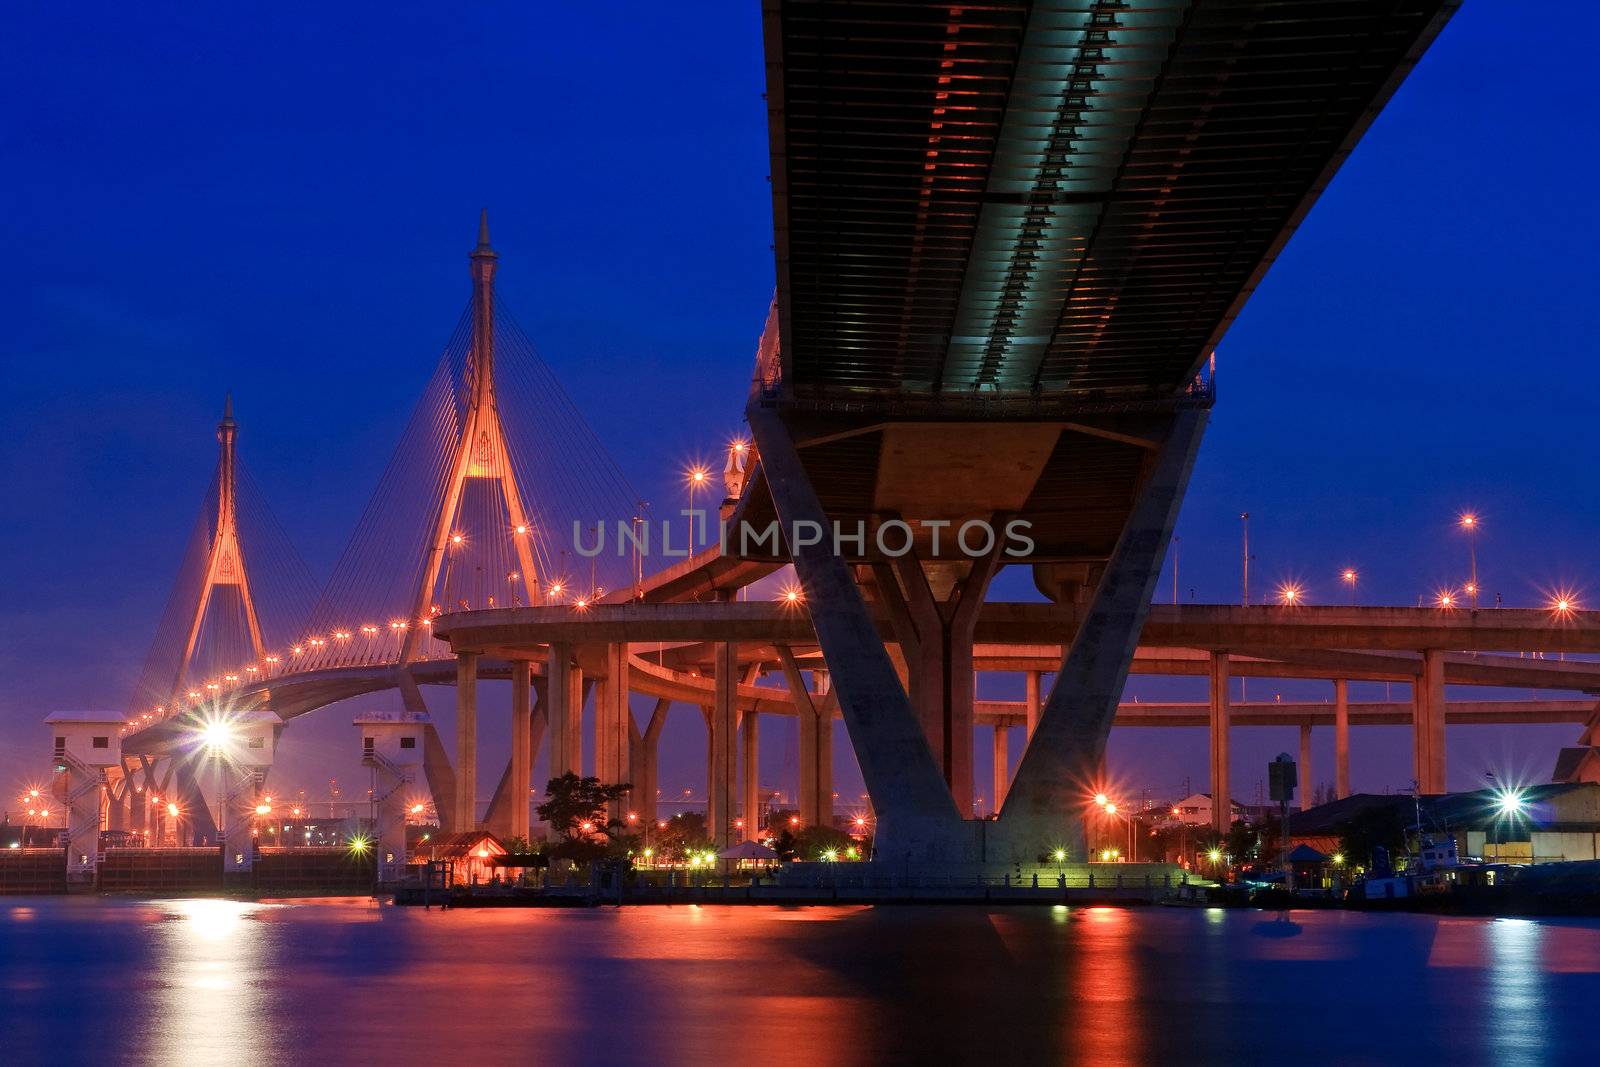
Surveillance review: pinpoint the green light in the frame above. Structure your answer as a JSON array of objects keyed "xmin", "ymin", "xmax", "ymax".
[
  {"xmin": 822, "ymin": 849, "xmax": 838, "ymax": 862},
  {"xmin": 347, "ymin": 834, "xmax": 371, "ymax": 854},
  {"xmin": 1052, "ymin": 848, "xmax": 1067, "ymax": 863}
]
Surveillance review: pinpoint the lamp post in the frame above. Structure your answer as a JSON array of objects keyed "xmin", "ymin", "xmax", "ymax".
[
  {"xmin": 1341, "ymin": 568, "xmax": 1358, "ymax": 605},
  {"xmin": 1459, "ymin": 513, "xmax": 1479, "ymax": 608}
]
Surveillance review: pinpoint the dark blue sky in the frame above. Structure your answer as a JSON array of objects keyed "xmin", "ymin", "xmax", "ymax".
[{"xmin": 4, "ymin": 3, "xmax": 1597, "ymax": 810}]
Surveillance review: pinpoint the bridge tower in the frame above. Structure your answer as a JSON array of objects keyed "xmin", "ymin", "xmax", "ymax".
[
  {"xmin": 397, "ymin": 210, "xmax": 544, "ymax": 666},
  {"xmin": 170, "ymin": 395, "xmax": 267, "ymax": 707},
  {"xmin": 394, "ymin": 212, "xmax": 546, "ymax": 834}
]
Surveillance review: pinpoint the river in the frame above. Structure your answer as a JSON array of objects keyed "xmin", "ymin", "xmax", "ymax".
[{"xmin": 2, "ymin": 897, "xmax": 1597, "ymax": 1065}]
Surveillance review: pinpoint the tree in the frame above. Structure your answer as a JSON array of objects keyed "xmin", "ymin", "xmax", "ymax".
[
  {"xmin": 536, "ymin": 773, "xmax": 631, "ymax": 841},
  {"xmin": 793, "ymin": 824, "xmax": 854, "ymax": 860}
]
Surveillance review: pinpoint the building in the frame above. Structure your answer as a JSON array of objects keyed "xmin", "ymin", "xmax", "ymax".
[
  {"xmin": 1168, "ymin": 793, "xmax": 1243, "ymax": 828},
  {"xmin": 1289, "ymin": 784, "xmax": 1600, "ymax": 866}
]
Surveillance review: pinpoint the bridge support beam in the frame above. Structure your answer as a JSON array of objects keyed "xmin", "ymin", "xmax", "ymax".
[
  {"xmin": 749, "ymin": 407, "xmax": 963, "ymax": 859},
  {"xmin": 873, "ymin": 545, "xmax": 1002, "ymax": 817},
  {"xmin": 1210, "ymin": 653, "xmax": 1232, "ymax": 835},
  {"xmin": 511, "ymin": 659, "xmax": 532, "ymax": 839},
  {"xmin": 742, "ymin": 708, "xmax": 760, "ymax": 841},
  {"xmin": 483, "ymin": 684, "xmax": 545, "ymax": 839},
  {"xmin": 991, "ymin": 725, "xmax": 1011, "ymax": 812},
  {"xmin": 1414, "ymin": 650, "xmax": 1447, "ymax": 792},
  {"xmin": 709, "ymin": 642, "xmax": 738, "ymax": 850},
  {"xmin": 1335, "ymin": 679, "xmax": 1350, "ymax": 798},
  {"xmin": 992, "ymin": 409, "xmax": 1208, "ymax": 863},
  {"xmin": 546, "ymin": 642, "xmax": 578, "ymax": 784},
  {"xmin": 454, "ymin": 651, "xmax": 478, "ymax": 831},
  {"xmin": 634, "ymin": 699, "xmax": 669, "ymax": 828},
  {"xmin": 1025, "ymin": 672, "xmax": 1041, "ymax": 739},
  {"xmin": 1299, "ymin": 723, "xmax": 1313, "ymax": 812},
  {"xmin": 595, "ymin": 642, "xmax": 632, "ymax": 824},
  {"xmin": 777, "ymin": 648, "xmax": 833, "ymax": 832}
]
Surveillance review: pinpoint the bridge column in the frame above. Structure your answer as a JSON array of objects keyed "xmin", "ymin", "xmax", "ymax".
[
  {"xmin": 1334, "ymin": 679, "xmax": 1350, "ymax": 799},
  {"xmin": 1209, "ymin": 652, "xmax": 1232, "ymax": 836},
  {"xmin": 995, "ymin": 408, "xmax": 1207, "ymax": 864},
  {"xmin": 454, "ymin": 651, "xmax": 478, "ymax": 831},
  {"xmin": 1414, "ymin": 650, "xmax": 1446, "ymax": 793},
  {"xmin": 1299, "ymin": 723, "xmax": 1313, "ymax": 812},
  {"xmin": 1024, "ymin": 672, "xmax": 1041, "ymax": 740},
  {"xmin": 510, "ymin": 659, "xmax": 533, "ymax": 840},
  {"xmin": 872, "ymin": 547, "xmax": 1003, "ymax": 817},
  {"xmin": 779, "ymin": 648, "xmax": 833, "ymax": 831},
  {"xmin": 546, "ymin": 642, "xmax": 577, "ymax": 786},
  {"xmin": 991, "ymin": 724, "xmax": 1010, "ymax": 812},
  {"xmin": 633, "ymin": 699, "xmax": 669, "ymax": 828},
  {"xmin": 594, "ymin": 642, "xmax": 631, "ymax": 823},
  {"xmin": 741, "ymin": 709, "xmax": 760, "ymax": 841},
  {"xmin": 748, "ymin": 407, "xmax": 962, "ymax": 859},
  {"xmin": 709, "ymin": 642, "xmax": 738, "ymax": 850}
]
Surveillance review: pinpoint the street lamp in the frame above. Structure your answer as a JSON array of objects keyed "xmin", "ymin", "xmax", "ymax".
[
  {"xmin": 1458, "ymin": 512, "xmax": 1479, "ymax": 607},
  {"xmin": 1341, "ymin": 568, "xmax": 1358, "ymax": 605},
  {"xmin": 1276, "ymin": 582, "xmax": 1303, "ymax": 606},
  {"xmin": 685, "ymin": 465, "xmax": 710, "ymax": 551}
]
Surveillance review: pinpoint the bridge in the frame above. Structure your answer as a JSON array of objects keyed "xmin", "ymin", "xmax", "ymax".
[{"xmin": 63, "ymin": 0, "xmax": 1599, "ymax": 881}]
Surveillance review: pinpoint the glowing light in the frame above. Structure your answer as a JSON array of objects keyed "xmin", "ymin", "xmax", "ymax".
[
  {"xmin": 1549, "ymin": 592, "xmax": 1579, "ymax": 615},
  {"xmin": 733, "ymin": 818, "xmax": 744, "ymax": 829},
  {"xmin": 1207, "ymin": 848, "xmax": 1222, "ymax": 862},
  {"xmin": 1436, "ymin": 591, "xmax": 1457, "ymax": 609},
  {"xmin": 410, "ymin": 804, "xmax": 425, "ymax": 815},
  {"xmin": 291, "ymin": 807, "xmax": 302, "ymax": 817},
  {"xmin": 686, "ymin": 465, "xmax": 710, "ymax": 486},
  {"xmin": 254, "ymin": 803, "xmax": 271, "ymax": 816},
  {"xmin": 789, "ymin": 815, "xmax": 800, "ymax": 827},
  {"xmin": 1341, "ymin": 569, "xmax": 1357, "ymax": 583},
  {"xmin": 1171, "ymin": 807, "xmax": 1181, "ymax": 817},
  {"xmin": 167, "ymin": 802, "xmax": 180, "ymax": 817},
  {"xmin": 1104, "ymin": 802, "xmax": 1118, "ymax": 815},
  {"xmin": 195, "ymin": 716, "xmax": 236, "ymax": 753},
  {"xmin": 348, "ymin": 834, "xmax": 371, "ymax": 854},
  {"xmin": 361, "ymin": 625, "xmax": 379, "ymax": 636},
  {"xmin": 574, "ymin": 598, "xmax": 589, "ymax": 611},
  {"xmin": 579, "ymin": 820, "xmax": 596, "ymax": 834},
  {"xmin": 732, "ymin": 439, "xmax": 748, "ymax": 454},
  {"xmin": 822, "ymin": 849, "xmax": 839, "ymax": 862},
  {"xmin": 265, "ymin": 655, "xmax": 279, "ymax": 664},
  {"xmin": 1093, "ymin": 792, "xmax": 1109, "ymax": 807},
  {"xmin": 1277, "ymin": 582, "xmax": 1303, "ymax": 605},
  {"xmin": 477, "ymin": 847, "xmax": 488, "ymax": 859},
  {"xmin": 514, "ymin": 524, "xmax": 528, "ymax": 535},
  {"xmin": 451, "ymin": 533, "xmax": 465, "ymax": 545},
  {"xmin": 333, "ymin": 630, "xmax": 351, "ymax": 641},
  {"xmin": 626, "ymin": 811, "xmax": 638, "ymax": 823},
  {"xmin": 780, "ymin": 584, "xmax": 804, "ymax": 605},
  {"xmin": 1459, "ymin": 512, "xmax": 1478, "ymax": 529},
  {"xmin": 1496, "ymin": 788, "xmax": 1526, "ymax": 815},
  {"xmin": 1333, "ymin": 853, "xmax": 1345, "ymax": 866},
  {"xmin": 853, "ymin": 816, "xmax": 867, "ymax": 828},
  {"xmin": 1052, "ymin": 848, "xmax": 1067, "ymax": 863}
]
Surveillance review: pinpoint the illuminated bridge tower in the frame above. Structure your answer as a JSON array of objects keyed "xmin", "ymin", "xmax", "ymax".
[
  {"xmin": 393, "ymin": 212, "xmax": 545, "ymax": 832},
  {"xmin": 171, "ymin": 396, "xmax": 267, "ymax": 707}
]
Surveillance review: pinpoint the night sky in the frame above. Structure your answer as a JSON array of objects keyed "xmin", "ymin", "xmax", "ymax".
[{"xmin": 4, "ymin": 3, "xmax": 1598, "ymax": 814}]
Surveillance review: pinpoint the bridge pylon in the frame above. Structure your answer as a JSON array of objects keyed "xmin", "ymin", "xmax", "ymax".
[
  {"xmin": 169, "ymin": 395, "xmax": 267, "ymax": 708},
  {"xmin": 396, "ymin": 211, "xmax": 544, "ymax": 666}
]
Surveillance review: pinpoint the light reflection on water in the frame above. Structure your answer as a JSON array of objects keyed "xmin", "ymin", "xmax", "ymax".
[
  {"xmin": 0, "ymin": 900, "xmax": 1597, "ymax": 1064},
  {"xmin": 152, "ymin": 900, "xmax": 278, "ymax": 1066}
]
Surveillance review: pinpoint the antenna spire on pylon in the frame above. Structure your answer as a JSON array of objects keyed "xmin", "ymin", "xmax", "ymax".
[
  {"xmin": 475, "ymin": 208, "xmax": 493, "ymax": 253},
  {"xmin": 221, "ymin": 392, "xmax": 235, "ymax": 426}
]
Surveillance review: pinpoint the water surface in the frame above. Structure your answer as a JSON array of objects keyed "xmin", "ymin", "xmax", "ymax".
[{"xmin": 3, "ymin": 897, "xmax": 1597, "ymax": 1065}]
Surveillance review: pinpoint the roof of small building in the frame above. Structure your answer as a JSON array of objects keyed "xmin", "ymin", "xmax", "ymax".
[
  {"xmin": 416, "ymin": 830, "xmax": 506, "ymax": 860},
  {"xmin": 1287, "ymin": 844, "xmax": 1331, "ymax": 864},
  {"xmin": 1552, "ymin": 747, "xmax": 1599, "ymax": 783},
  {"xmin": 1290, "ymin": 784, "xmax": 1600, "ymax": 836},
  {"xmin": 44, "ymin": 710, "xmax": 126, "ymax": 724}
]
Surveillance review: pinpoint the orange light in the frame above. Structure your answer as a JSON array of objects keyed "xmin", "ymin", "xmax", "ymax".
[
  {"xmin": 853, "ymin": 816, "xmax": 867, "ymax": 828},
  {"xmin": 574, "ymin": 598, "xmax": 589, "ymax": 611},
  {"xmin": 732, "ymin": 439, "xmax": 748, "ymax": 454},
  {"xmin": 1093, "ymin": 792, "xmax": 1109, "ymax": 807},
  {"xmin": 1459, "ymin": 512, "xmax": 1478, "ymax": 529},
  {"xmin": 780, "ymin": 584, "xmax": 804, "ymax": 605},
  {"xmin": 580, "ymin": 820, "xmax": 595, "ymax": 833},
  {"xmin": 1341, "ymin": 569, "xmax": 1357, "ymax": 583},
  {"xmin": 627, "ymin": 811, "xmax": 638, "ymax": 823},
  {"xmin": 255, "ymin": 804, "xmax": 271, "ymax": 816},
  {"xmin": 1105, "ymin": 802, "xmax": 1118, "ymax": 815},
  {"xmin": 514, "ymin": 524, "xmax": 528, "ymax": 535},
  {"xmin": 1437, "ymin": 591, "xmax": 1456, "ymax": 608},
  {"xmin": 166, "ymin": 802, "xmax": 180, "ymax": 817},
  {"xmin": 410, "ymin": 804, "xmax": 424, "ymax": 815},
  {"xmin": 549, "ymin": 582, "xmax": 564, "ymax": 597},
  {"xmin": 734, "ymin": 818, "xmax": 744, "ymax": 829},
  {"xmin": 1277, "ymin": 583, "xmax": 1303, "ymax": 605},
  {"xmin": 789, "ymin": 815, "xmax": 800, "ymax": 827}
]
